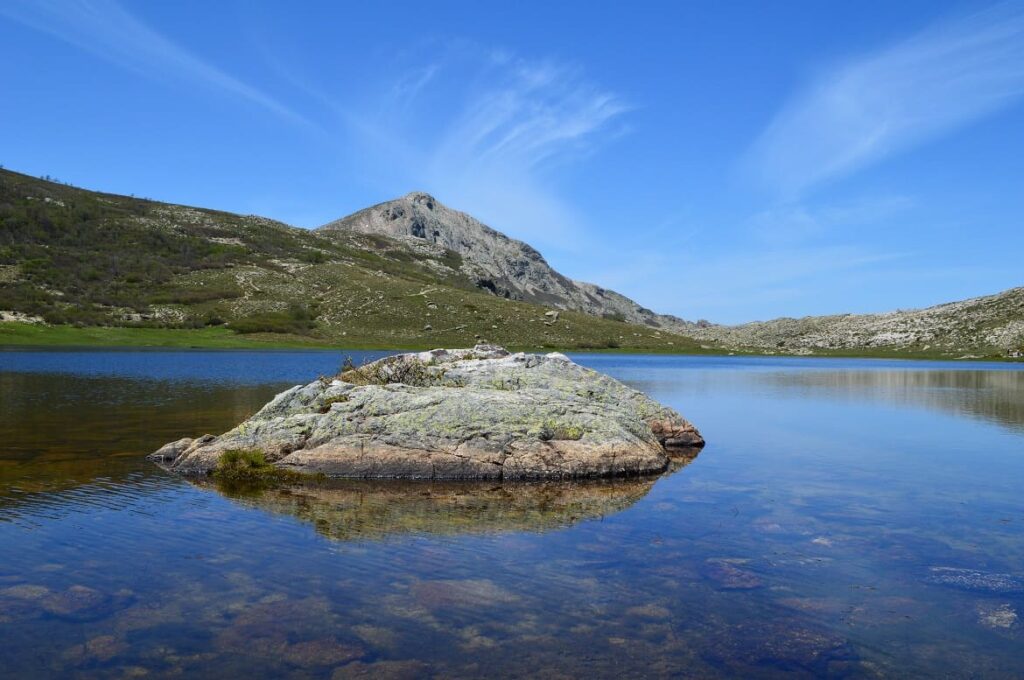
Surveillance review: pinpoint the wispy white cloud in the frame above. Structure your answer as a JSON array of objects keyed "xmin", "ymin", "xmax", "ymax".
[
  {"xmin": 343, "ymin": 47, "xmax": 629, "ymax": 246},
  {"xmin": 0, "ymin": 0, "xmax": 308, "ymax": 126},
  {"xmin": 747, "ymin": 3, "xmax": 1024, "ymax": 197},
  {"xmin": 747, "ymin": 194, "xmax": 915, "ymax": 243},
  {"xmin": 390, "ymin": 63, "xmax": 440, "ymax": 103},
  {"xmin": 429, "ymin": 60, "xmax": 628, "ymax": 171}
]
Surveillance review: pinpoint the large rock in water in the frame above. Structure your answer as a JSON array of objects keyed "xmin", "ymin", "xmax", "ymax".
[{"xmin": 150, "ymin": 345, "xmax": 703, "ymax": 480}]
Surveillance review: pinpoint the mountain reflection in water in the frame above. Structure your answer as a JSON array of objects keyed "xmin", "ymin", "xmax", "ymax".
[{"xmin": 753, "ymin": 368, "xmax": 1024, "ymax": 434}]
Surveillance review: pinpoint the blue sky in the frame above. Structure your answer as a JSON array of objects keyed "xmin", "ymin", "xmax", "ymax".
[{"xmin": 2, "ymin": 1, "xmax": 1022, "ymax": 323}]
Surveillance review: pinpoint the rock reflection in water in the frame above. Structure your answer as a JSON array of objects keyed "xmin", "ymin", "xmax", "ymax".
[{"xmin": 204, "ymin": 449, "xmax": 702, "ymax": 542}]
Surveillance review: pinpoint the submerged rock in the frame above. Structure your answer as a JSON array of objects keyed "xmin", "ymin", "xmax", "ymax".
[
  {"xmin": 410, "ymin": 578, "xmax": 519, "ymax": 611},
  {"xmin": 977, "ymin": 603, "xmax": 1018, "ymax": 629},
  {"xmin": 150, "ymin": 345, "xmax": 703, "ymax": 480},
  {"xmin": 700, "ymin": 619, "xmax": 857, "ymax": 676},
  {"xmin": 332, "ymin": 660, "xmax": 429, "ymax": 680},
  {"xmin": 41, "ymin": 585, "xmax": 118, "ymax": 621},
  {"xmin": 701, "ymin": 558, "xmax": 764, "ymax": 590},
  {"xmin": 62, "ymin": 635, "xmax": 128, "ymax": 664},
  {"xmin": 925, "ymin": 567, "xmax": 1024, "ymax": 594}
]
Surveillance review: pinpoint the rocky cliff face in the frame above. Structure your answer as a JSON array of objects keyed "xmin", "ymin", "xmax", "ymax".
[{"xmin": 318, "ymin": 192, "xmax": 682, "ymax": 329}]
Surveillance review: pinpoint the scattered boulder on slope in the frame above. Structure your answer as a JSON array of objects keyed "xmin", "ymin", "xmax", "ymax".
[{"xmin": 150, "ymin": 345, "xmax": 704, "ymax": 480}]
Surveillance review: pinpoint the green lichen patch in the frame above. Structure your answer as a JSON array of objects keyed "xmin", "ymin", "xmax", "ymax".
[
  {"xmin": 536, "ymin": 421, "xmax": 585, "ymax": 441},
  {"xmin": 318, "ymin": 394, "xmax": 350, "ymax": 413}
]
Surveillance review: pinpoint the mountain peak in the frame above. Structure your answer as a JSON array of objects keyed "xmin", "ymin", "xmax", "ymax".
[
  {"xmin": 315, "ymin": 192, "xmax": 675, "ymax": 329},
  {"xmin": 404, "ymin": 191, "xmax": 437, "ymax": 208}
]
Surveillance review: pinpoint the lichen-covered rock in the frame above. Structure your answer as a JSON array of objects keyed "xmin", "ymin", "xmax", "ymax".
[{"xmin": 150, "ymin": 345, "xmax": 703, "ymax": 480}]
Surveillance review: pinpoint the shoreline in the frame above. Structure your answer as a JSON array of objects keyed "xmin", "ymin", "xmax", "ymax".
[{"xmin": 1, "ymin": 321, "xmax": 1021, "ymax": 364}]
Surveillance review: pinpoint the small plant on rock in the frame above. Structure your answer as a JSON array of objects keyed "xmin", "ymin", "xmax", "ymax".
[
  {"xmin": 213, "ymin": 449, "xmax": 301, "ymax": 486},
  {"xmin": 339, "ymin": 356, "xmax": 457, "ymax": 387}
]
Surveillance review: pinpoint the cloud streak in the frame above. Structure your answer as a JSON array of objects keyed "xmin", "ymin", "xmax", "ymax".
[
  {"xmin": 747, "ymin": 3, "xmax": 1024, "ymax": 197},
  {"xmin": 746, "ymin": 194, "xmax": 915, "ymax": 243},
  {"xmin": 429, "ymin": 60, "xmax": 628, "ymax": 171},
  {"xmin": 0, "ymin": 0, "xmax": 307, "ymax": 125},
  {"xmin": 343, "ymin": 47, "xmax": 629, "ymax": 246}
]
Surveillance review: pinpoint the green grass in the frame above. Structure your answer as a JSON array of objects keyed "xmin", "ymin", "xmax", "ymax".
[
  {"xmin": 0, "ymin": 322, "xmax": 335, "ymax": 349},
  {"xmin": 0, "ymin": 320, "xmax": 724, "ymax": 353},
  {"xmin": 211, "ymin": 449, "xmax": 314, "ymax": 488},
  {"xmin": 1, "ymin": 168, "xmax": 732, "ymax": 355},
  {"xmin": 0, "ymin": 168, "xmax": 476, "ymax": 329},
  {"xmin": 3, "ymin": 321, "xmax": 1020, "ymax": 361},
  {"xmin": 3, "ymin": 168, "xmax": 707, "ymax": 354}
]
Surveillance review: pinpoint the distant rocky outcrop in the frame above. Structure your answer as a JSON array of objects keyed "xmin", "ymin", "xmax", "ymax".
[
  {"xmin": 150, "ymin": 345, "xmax": 704, "ymax": 480},
  {"xmin": 690, "ymin": 287, "xmax": 1024, "ymax": 357},
  {"xmin": 318, "ymin": 192, "xmax": 685, "ymax": 330}
]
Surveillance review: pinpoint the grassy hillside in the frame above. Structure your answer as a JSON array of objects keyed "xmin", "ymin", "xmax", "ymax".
[
  {"xmin": 5, "ymin": 168, "xmax": 1019, "ymax": 359},
  {"xmin": 0, "ymin": 169, "xmax": 708, "ymax": 353}
]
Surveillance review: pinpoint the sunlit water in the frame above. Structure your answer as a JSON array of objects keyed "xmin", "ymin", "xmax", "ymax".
[{"xmin": 1, "ymin": 350, "xmax": 1023, "ymax": 678}]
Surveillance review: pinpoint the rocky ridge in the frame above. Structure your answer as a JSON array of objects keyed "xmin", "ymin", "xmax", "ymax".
[
  {"xmin": 0, "ymin": 169, "xmax": 704, "ymax": 353},
  {"xmin": 690, "ymin": 287, "xmax": 1024, "ymax": 357},
  {"xmin": 319, "ymin": 192, "xmax": 684, "ymax": 330},
  {"xmin": 150, "ymin": 345, "xmax": 704, "ymax": 480},
  {"xmin": 315, "ymin": 191, "xmax": 1024, "ymax": 358}
]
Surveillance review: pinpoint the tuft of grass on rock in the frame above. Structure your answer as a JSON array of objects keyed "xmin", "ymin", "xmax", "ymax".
[{"xmin": 213, "ymin": 449, "xmax": 303, "ymax": 486}]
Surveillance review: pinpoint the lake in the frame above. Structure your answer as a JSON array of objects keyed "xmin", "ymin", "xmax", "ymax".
[{"xmin": 1, "ymin": 350, "xmax": 1023, "ymax": 678}]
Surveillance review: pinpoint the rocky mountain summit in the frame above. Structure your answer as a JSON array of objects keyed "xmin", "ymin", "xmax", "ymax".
[
  {"xmin": 150, "ymin": 345, "xmax": 704, "ymax": 480},
  {"xmin": 0, "ymin": 169, "xmax": 702, "ymax": 352},
  {"xmin": 319, "ymin": 192, "xmax": 682, "ymax": 329}
]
